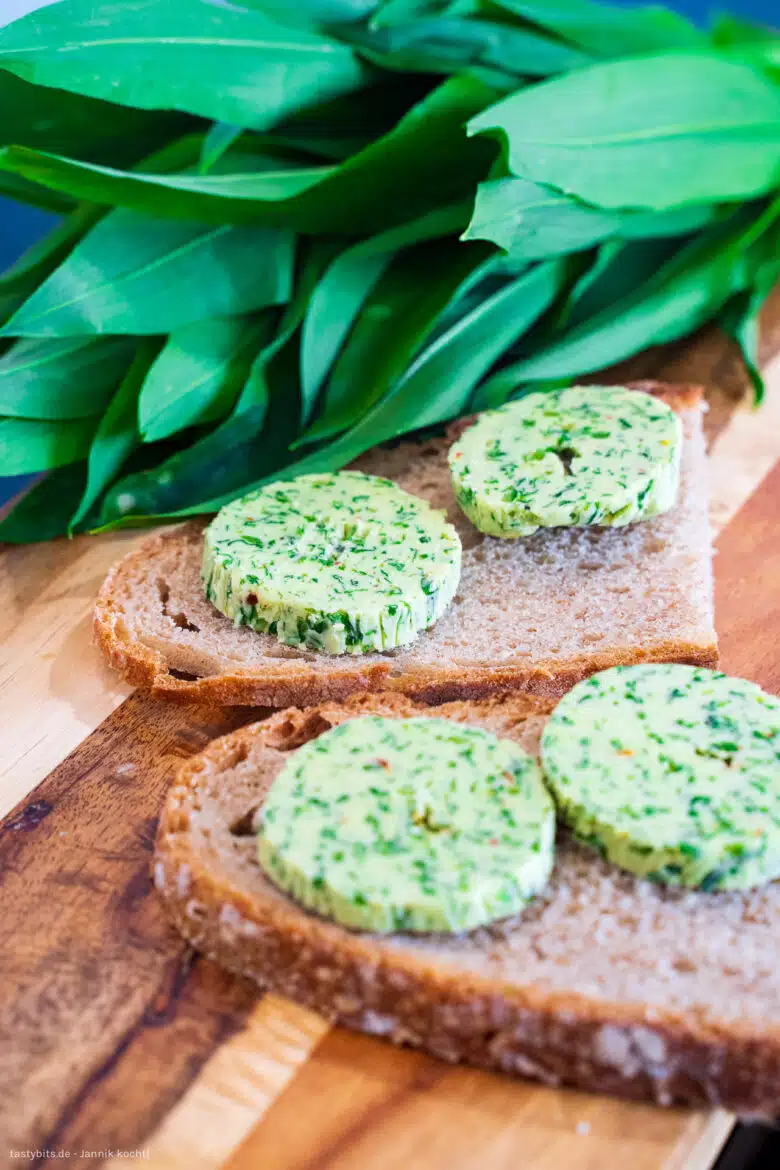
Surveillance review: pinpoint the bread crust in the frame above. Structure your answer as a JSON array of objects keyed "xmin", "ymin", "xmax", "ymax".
[
  {"xmin": 95, "ymin": 380, "xmax": 717, "ymax": 708},
  {"xmin": 154, "ymin": 694, "xmax": 780, "ymax": 1116}
]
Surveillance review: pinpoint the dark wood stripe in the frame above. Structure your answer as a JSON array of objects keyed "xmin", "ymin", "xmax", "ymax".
[{"xmin": 0, "ymin": 694, "xmax": 258, "ymax": 1169}]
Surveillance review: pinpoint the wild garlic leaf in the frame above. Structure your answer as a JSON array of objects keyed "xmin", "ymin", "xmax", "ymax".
[
  {"xmin": 188, "ymin": 255, "xmax": 570, "ymax": 515},
  {"xmin": 0, "ymin": 211, "xmax": 295, "ymax": 336},
  {"xmin": 298, "ymin": 239, "xmax": 493, "ymax": 446},
  {"xmin": 0, "ymin": 205, "xmax": 100, "ymax": 327},
  {"xmin": 0, "ymin": 463, "xmax": 88, "ymax": 544},
  {"xmin": 69, "ymin": 341, "xmax": 159, "ymax": 531},
  {"xmin": 0, "ymin": 416, "xmax": 98, "ymax": 474},
  {"xmin": 244, "ymin": 0, "xmax": 379, "ymax": 24},
  {"xmin": 0, "ymin": 0, "xmax": 366, "ymax": 131},
  {"xmin": 464, "ymin": 177, "xmax": 623, "ymax": 257},
  {"xmin": 342, "ymin": 13, "xmax": 591, "ymax": 77},
  {"xmin": 138, "ymin": 317, "xmax": 270, "ymax": 443},
  {"xmin": 0, "ymin": 68, "xmax": 189, "ymax": 169},
  {"xmin": 98, "ymin": 242, "xmax": 334, "ymax": 522},
  {"xmin": 469, "ymin": 52, "xmax": 780, "ymax": 210},
  {"xmin": 718, "ymin": 246, "xmax": 780, "ymax": 404},
  {"xmin": 300, "ymin": 202, "xmax": 470, "ymax": 419},
  {"xmin": 0, "ymin": 75, "xmax": 498, "ymax": 235},
  {"xmin": 480, "ymin": 200, "xmax": 780, "ymax": 388},
  {"xmin": 488, "ymin": 0, "xmax": 702, "ymax": 55},
  {"xmin": 199, "ymin": 124, "xmax": 244, "ymax": 175},
  {"xmin": 0, "ymin": 337, "xmax": 134, "ymax": 420}
]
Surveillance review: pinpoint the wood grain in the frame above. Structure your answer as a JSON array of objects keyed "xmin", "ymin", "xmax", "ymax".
[
  {"xmin": 0, "ymin": 695, "xmax": 254, "ymax": 1166},
  {"xmin": 224, "ymin": 1031, "xmax": 732, "ymax": 1170},
  {"xmin": 1, "ymin": 319, "xmax": 779, "ymax": 1170}
]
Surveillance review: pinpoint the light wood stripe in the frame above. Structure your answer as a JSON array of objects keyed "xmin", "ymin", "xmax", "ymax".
[
  {"xmin": 0, "ymin": 531, "xmax": 136, "ymax": 820},
  {"xmin": 106, "ymin": 995, "xmax": 328, "ymax": 1170},
  {"xmin": 708, "ymin": 355, "xmax": 780, "ymax": 534},
  {"xmin": 222, "ymin": 1030, "xmax": 734, "ymax": 1170}
]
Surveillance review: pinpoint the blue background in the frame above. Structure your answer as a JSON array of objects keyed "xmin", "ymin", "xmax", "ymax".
[{"xmin": 1, "ymin": 0, "xmax": 777, "ymax": 506}]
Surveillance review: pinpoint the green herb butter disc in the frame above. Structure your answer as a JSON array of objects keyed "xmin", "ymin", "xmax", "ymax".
[
  {"xmin": 257, "ymin": 716, "xmax": 555, "ymax": 933},
  {"xmin": 541, "ymin": 664, "xmax": 780, "ymax": 891},
  {"xmin": 448, "ymin": 386, "xmax": 681, "ymax": 538},
  {"xmin": 202, "ymin": 471, "xmax": 461, "ymax": 655}
]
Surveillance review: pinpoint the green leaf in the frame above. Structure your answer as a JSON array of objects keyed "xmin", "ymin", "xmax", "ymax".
[
  {"xmin": 0, "ymin": 210, "xmax": 295, "ymax": 336},
  {"xmin": 341, "ymin": 14, "xmax": 591, "ymax": 77},
  {"xmin": 464, "ymin": 177, "xmax": 622, "ymax": 257},
  {"xmin": 718, "ymin": 247, "xmax": 780, "ymax": 405},
  {"xmin": 710, "ymin": 15, "xmax": 776, "ymax": 48},
  {"xmin": 464, "ymin": 177, "xmax": 723, "ymax": 258},
  {"xmin": 0, "ymin": 0, "xmax": 366, "ymax": 131},
  {"xmin": 0, "ymin": 67, "xmax": 190, "ymax": 169},
  {"xmin": 0, "ymin": 464, "xmax": 88, "ymax": 545},
  {"xmin": 199, "ymin": 124, "xmax": 244, "ymax": 174},
  {"xmin": 488, "ymin": 0, "xmax": 702, "ymax": 56},
  {"xmin": 70, "ymin": 341, "xmax": 159, "ymax": 531},
  {"xmin": 616, "ymin": 203, "xmax": 723, "ymax": 240},
  {"xmin": 299, "ymin": 239, "xmax": 492, "ymax": 446},
  {"xmin": 468, "ymin": 52, "xmax": 780, "ymax": 210},
  {"xmin": 208, "ymin": 255, "xmax": 568, "ymax": 508},
  {"xmin": 480, "ymin": 200, "xmax": 780, "ymax": 389},
  {"xmin": 0, "ymin": 143, "xmax": 334, "ymax": 225},
  {"xmin": 0, "ymin": 416, "xmax": 97, "ymax": 474},
  {"xmin": 300, "ymin": 202, "xmax": 470, "ymax": 421},
  {"xmin": 245, "ymin": 0, "xmax": 379, "ymax": 24},
  {"xmin": 98, "ymin": 243, "xmax": 335, "ymax": 522},
  {"xmin": 0, "ymin": 336, "xmax": 134, "ymax": 419},
  {"xmin": 554, "ymin": 233, "xmax": 700, "ymax": 333},
  {"xmin": 0, "ymin": 74, "xmax": 499, "ymax": 235},
  {"xmin": 0, "ymin": 170, "xmax": 75, "ymax": 214},
  {"xmin": 99, "ymin": 324, "xmax": 295, "ymax": 525},
  {"xmin": 301, "ymin": 251, "xmax": 393, "ymax": 422},
  {"xmin": 0, "ymin": 205, "xmax": 100, "ymax": 327},
  {"xmin": 139, "ymin": 317, "xmax": 269, "ymax": 443}
]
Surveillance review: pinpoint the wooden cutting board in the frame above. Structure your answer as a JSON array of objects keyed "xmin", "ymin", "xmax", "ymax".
[{"xmin": 2, "ymin": 303, "xmax": 780, "ymax": 1170}]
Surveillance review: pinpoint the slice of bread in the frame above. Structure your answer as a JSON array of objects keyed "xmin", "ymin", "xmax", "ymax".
[
  {"xmin": 155, "ymin": 692, "xmax": 780, "ymax": 1115},
  {"xmin": 96, "ymin": 382, "xmax": 717, "ymax": 707}
]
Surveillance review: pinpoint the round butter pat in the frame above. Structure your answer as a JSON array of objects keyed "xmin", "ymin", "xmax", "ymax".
[
  {"xmin": 541, "ymin": 664, "xmax": 780, "ymax": 891},
  {"xmin": 449, "ymin": 385, "xmax": 681, "ymax": 538},
  {"xmin": 202, "ymin": 471, "xmax": 461, "ymax": 655},
  {"xmin": 258, "ymin": 715, "xmax": 555, "ymax": 933}
]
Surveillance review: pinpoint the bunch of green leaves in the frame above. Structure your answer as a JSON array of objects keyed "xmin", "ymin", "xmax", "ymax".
[{"xmin": 0, "ymin": 0, "xmax": 777, "ymax": 542}]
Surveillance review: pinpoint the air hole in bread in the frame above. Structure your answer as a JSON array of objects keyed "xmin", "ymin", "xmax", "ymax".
[
  {"xmin": 264, "ymin": 711, "xmax": 334, "ymax": 751},
  {"xmin": 168, "ymin": 668, "xmax": 200, "ymax": 682},
  {"xmin": 172, "ymin": 612, "xmax": 200, "ymax": 633},
  {"xmin": 157, "ymin": 577, "xmax": 200, "ymax": 632},
  {"xmin": 229, "ymin": 805, "xmax": 261, "ymax": 837},
  {"xmin": 225, "ymin": 742, "xmax": 250, "ymax": 768}
]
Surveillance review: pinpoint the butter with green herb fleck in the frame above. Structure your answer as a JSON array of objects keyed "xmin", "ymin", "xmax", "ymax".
[
  {"xmin": 541, "ymin": 664, "xmax": 780, "ymax": 891},
  {"xmin": 257, "ymin": 716, "xmax": 555, "ymax": 933},
  {"xmin": 449, "ymin": 385, "xmax": 681, "ymax": 538},
  {"xmin": 202, "ymin": 471, "xmax": 461, "ymax": 655}
]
